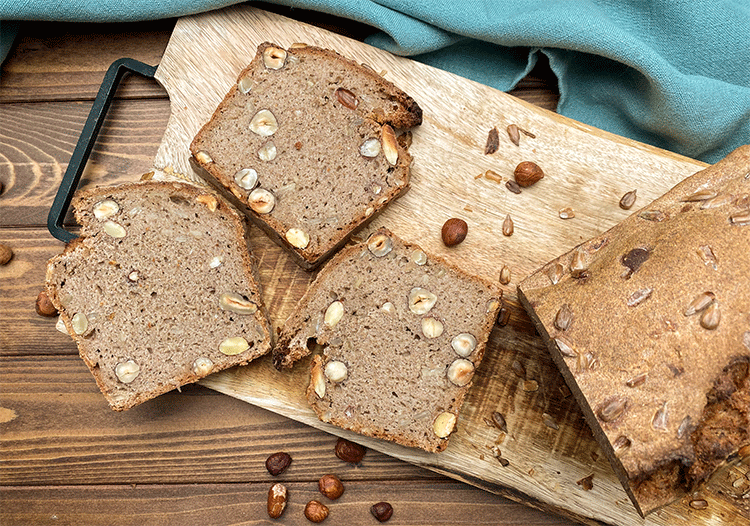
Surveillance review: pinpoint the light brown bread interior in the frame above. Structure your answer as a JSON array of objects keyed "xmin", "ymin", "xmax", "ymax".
[{"xmin": 46, "ymin": 181, "xmax": 273, "ymax": 411}]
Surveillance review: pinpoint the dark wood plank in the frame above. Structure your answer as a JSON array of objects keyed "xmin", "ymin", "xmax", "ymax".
[
  {"xmin": 0, "ymin": 354, "xmax": 443, "ymax": 486},
  {"xmin": 0, "ymin": 481, "xmax": 573, "ymax": 526},
  {"xmin": 0, "ymin": 98, "xmax": 171, "ymax": 227}
]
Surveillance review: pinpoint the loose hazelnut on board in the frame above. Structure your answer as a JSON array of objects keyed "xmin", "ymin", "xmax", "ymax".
[
  {"xmin": 265, "ymin": 452, "xmax": 292, "ymax": 476},
  {"xmin": 267, "ymin": 482, "xmax": 288, "ymax": 518},
  {"xmin": 334, "ymin": 437, "xmax": 366, "ymax": 463},
  {"xmin": 513, "ymin": 161, "xmax": 544, "ymax": 187},
  {"xmin": 441, "ymin": 218, "xmax": 468, "ymax": 246},
  {"xmin": 318, "ymin": 474, "xmax": 345, "ymax": 500},
  {"xmin": 35, "ymin": 291, "xmax": 58, "ymax": 317},
  {"xmin": 0, "ymin": 243, "xmax": 14, "ymax": 265},
  {"xmin": 371, "ymin": 501, "xmax": 394, "ymax": 522},
  {"xmin": 304, "ymin": 500, "xmax": 329, "ymax": 523}
]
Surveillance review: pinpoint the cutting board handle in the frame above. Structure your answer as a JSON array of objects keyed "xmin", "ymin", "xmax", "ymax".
[{"xmin": 47, "ymin": 58, "xmax": 158, "ymax": 243}]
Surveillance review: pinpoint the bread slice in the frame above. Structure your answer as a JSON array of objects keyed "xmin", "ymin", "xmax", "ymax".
[
  {"xmin": 518, "ymin": 145, "xmax": 750, "ymax": 516},
  {"xmin": 46, "ymin": 181, "xmax": 273, "ymax": 411},
  {"xmin": 273, "ymin": 228, "xmax": 503, "ymax": 452},
  {"xmin": 190, "ymin": 42, "xmax": 422, "ymax": 270}
]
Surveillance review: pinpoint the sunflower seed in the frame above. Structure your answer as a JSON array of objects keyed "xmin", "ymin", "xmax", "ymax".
[
  {"xmin": 547, "ymin": 262, "xmax": 564, "ymax": 284},
  {"xmin": 554, "ymin": 304, "xmax": 573, "ymax": 331},
  {"xmin": 677, "ymin": 415, "xmax": 693, "ymax": 439},
  {"xmin": 490, "ymin": 411, "xmax": 508, "ymax": 433},
  {"xmin": 730, "ymin": 210, "xmax": 750, "ymax": 225},
  {"xmin": 639, "ymin": 210, "xmax": 666, "ymax": 222},
  {"xmin": 554, "ymin": 336, "xmax": 577, "ymax": 357},
  {"xmin": 619, "ymin": 190, "xmax": 637, "ymax": 210},
  {"xmin": 511, "ymin": 360, "xmax": 526, "ymax": 379},
  {"xmin": 502, "ymin": 214, "xmax": 514, "ymax": 236},
  {"xmin": 570, "ymin": 247, "xmax": 588, "ymax": 278},
  {"xmin": 597, "ymin": 396, "xmax": 628, "ymax": 422},
  {"xmin": 700, "ymin": 301, "xmax": 720, "ymax": 330},
  {"xmin": 684, "ymin": 291, "xmax": 715, "ymax": 316},
  {"xmin": 484, "ymin": 127, "xmax": 499, "ymax": 154},
  {"xmin": 682, "ymin": 188, "xmax": 717, "ymax": 202},
  {"xmin": 652, "ymin": 402, "xmax": 669, "ymax": 432},
  {"xmin": 505, "ymin": 179, "xmax": 522, "ymax": 194},
  {"xmin": 696, "ymin": 245, "xmax": 718, "ymax": 270},
  {"xmin": 625, "ymin": 372, "xmax": 647, "ymax": 388},
  {"xmin": 689, "ymin": 499, "xmax": 708, "ymax": 510},
  {"xmin": 499, "ymin": 265, "xmax": 511, "ymax": 285},
  {"xmin": 701, "ymin": 193, "xmax": 733, "ymax": 209},
  {"xmin": 507, "ymin": 124, "xmax": 520, "ymax": 146},
  {"xmin": 627, "ymin": 288, "xmax": 653, "ymax": 307},
  {"xmin": 613, "ymin": 435, "xmax": 631, "ymax": 453},
  {"xmin": 542, "ymin": 413, "xmax": 559, "ymax": 430}
]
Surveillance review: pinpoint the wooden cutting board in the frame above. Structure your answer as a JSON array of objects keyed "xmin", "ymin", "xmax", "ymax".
[{"xmin": 147, "ymin": 5, "xmax": 749, "ymax": 525}]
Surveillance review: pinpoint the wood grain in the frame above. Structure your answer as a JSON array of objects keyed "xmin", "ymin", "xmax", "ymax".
[{"xmin": 142, "ymin": 6, "xmax": 743, "ymax": 526}]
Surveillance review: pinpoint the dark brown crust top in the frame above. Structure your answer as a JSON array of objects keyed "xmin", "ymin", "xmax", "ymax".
[
  {"xmin": 190, "ymin": 42, "xmax": 422, "ymax": 270},
  {"xmin": 45, "ymin": 180, "xmax": 273, "ymax": 411},
  {"xmin": 518, "ymin": 145, "xmax": 750, "ymax": 516}
]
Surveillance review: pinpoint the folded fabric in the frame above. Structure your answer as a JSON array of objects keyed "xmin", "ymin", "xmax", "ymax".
[{"xmin": 1, "ymin": 0, "xmax": 748, "ymax": 164}]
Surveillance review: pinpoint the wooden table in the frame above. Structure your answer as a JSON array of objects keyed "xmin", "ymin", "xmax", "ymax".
[{"xmin": 2, "ymin": 6, "xmax": 591, "ymax": 526}]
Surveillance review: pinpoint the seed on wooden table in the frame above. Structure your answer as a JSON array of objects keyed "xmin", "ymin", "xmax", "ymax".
[
  {"xmin": 619, "ymin": 190, "xmax": 637, "ymax": 210},
  {"xmin": 523, "ymin": 379, "xmax": 539, "ymax": 392},
  {"xmin": 577, "ymin": 474, "xmax": 594, "ymax": 491},
  {"xmin": 267, "ymin": 483, "xmax": 288, "ymax": 518},
  {"xmin": 499, "ymin": 264, "xmax": 511, "ymax": 284},
  {"xmin": 490, "ymin": 411, "xmax": 508, "ymax": 433},
  {"xmin": 484, "ymin": 169, "xmax": 503, "ymax": 183},
  {"xmin": 371, "ymin": 502, "xmax": 393, "ymax": 522},
  {"xmin": 505, "ymin": 179, "xmax": 522, "ymax": 194},
  {"xmin": 542, "ymin": 413, "xmax": 559, "ymax": 430},
  {"xmin": 689, "ymin": 499, "xmax": 708, "ymax": 510},
  {"xmin": 514, "ymin": 161, "xmax": 545, "ymax": 187},
  {"xmin": 318, "ymin": 474, "xmax": 345, "ymax": 500},
  {"xmin": 265, "ymin": 451, "xmax": 292, "ymax": 475},
  {"xmin": 502, "ymin": 214, "xmax": 514, "ymax": 236},
  {"xmin": 507, "ymin": 124, "xmax": 520, "ymax": 146},
  {"xmin": 511, "ymin": 359, "xmax": 526, "ymax": 379},
  {"xmin": 484, "ymin": 127, "xmax": 499, "ymax": 154},
  {"xmin": 519, "ymin": 127, "xmax": 536, "ymax": 138},
  {"xmin": 558, "ymin": 207, "xmax": 575, "ymax": 219},
  {"xmin": 700, "ymin": 301, "xmax": 720, "ymax": 330},
  {"xmin": 554, "ymin": 304, "xmax": 573, "ymax": 331},
  {"xmin": 497, "ymin": 306, "xmax": 511, "ymax": 327}
]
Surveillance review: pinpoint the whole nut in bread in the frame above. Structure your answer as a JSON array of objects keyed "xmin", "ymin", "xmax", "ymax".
[
  {"xmin": 513, "ymin": 161, "xmax": 544, "ymax": 187},
  {"xmin": 115, "ymin": 360, "xmax": 140, "ymax": 384},
  {"xmin": 324, "ymin": 360, "xmax": 347, "ymax": 383},
  {"xmin": 248, "ymin": 188, "xmax": 276, "ymax": 214},
  {"xmin": 219, "ymin": 336, "xmax": 250, "ymax": 356},
  {"xmin": 421, "ymin": 317, "xmax": 444, "ymax": 339},
  {"xmin": 408, "ymin": 288, "xmax": 437, "ymax": 315},
  {"xmin": 285, "ymin": 228, "xmax": 310, "ymax": 249},
  {"xmin": 93, "ymin": 199, "xmax": 119, "ymax": 219},
  {"xmin": 249, "ymin": 109, "xmax": 278, "ymax": 137},
  {"xmin": 234, "ymin": 168, "xmax": 258, "ymax": 190},
  {"xmin": 432, "ymin": 412, "xmax": 457, "ymax": 438},
  {"xmin": 447, "ymin": 359, "xmax": 475, "ymax": 386},
  {"xmin": 451, "ymin": 333, "xmax": 476, "ymax": 357},
  {"xmin": 192, "ymin": 356, "xmax": 214, "ymax": 376},
  {"xmin": 262, "ymin": 46, "xmax": 287, "ymax": 69}
]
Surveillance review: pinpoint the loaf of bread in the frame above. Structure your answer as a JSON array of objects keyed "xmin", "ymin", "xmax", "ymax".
[
  {"xmin": 46, "ymin": 181, "xmax": 273, "ymax": 411},
  {"xmin": 190, "ymin": 42, "xmax": 422, "ymax": 270},
  {"xmin": 273, "ymin": 228, "xmax": 503, "ymax": 452},
  {"xmin": 518, "ymin": 145, "xmax": 750, "ymax": 515}
]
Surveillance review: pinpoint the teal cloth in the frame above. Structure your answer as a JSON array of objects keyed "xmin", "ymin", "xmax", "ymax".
[{"xmin": 1, "ymin": 1, "xmax": 748, "ymax": 163}]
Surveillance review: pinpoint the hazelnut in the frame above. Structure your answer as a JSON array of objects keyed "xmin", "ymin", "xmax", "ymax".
[
  {"xmin": 370, "ymin": 502, "xmax": 394, "ymax": 522},
  {"xmin": 194, "ymin": 150, "xmax": 213, "ymax": 164},
  {"xmin": 433, "ymin": 412, "xmax": 457, "ymax": 438},
  {"xmin": 249, "ymin": 109, "xmax": 279, "ymax": 137},
  {"xmin": 249, "ymin": 188, "xmax": 276, "ymax": 214},
  {"xmin": 367, "ymin": 232, "xmax": 393, "ymax": 257},
  {"xmin": 195, "ymin": 194, "xmax": 218, "ymax": 212},
  {"xmin": 447, "ymin": 358, "xmax": 475, "ymax": 386},
  {"xmin": 265, "ymin": 451, "xmax": 292, "ymax": 476},
  {"xmin": 324, "ymin": 360, "xmax": 348, "ymax": 383},
  {"xmin": 334, "ymin": 437, "xmax": 366, "ymax": 463},
  {"xmin": 381, "ymin": 124, "xmax": 398, "ymax": 165},
  {"xmin": 318, "ymin": 474, "xmax": 344, "ymax": 500},
  {"xmin": 103, "ymin": 220, "xmax": 127, "ymax": 238},
  {"xmin": 262, "ymin": 46, "xmax": 287, "ymax": 70},
  {"xmin": 218, "ymin": 336, "xmax": 249, "ymax": 356},
  {"xmin": 421, "ymin": 317, "xmax": 444, "ymax": 339},
  {"xmin": 324, "ymin": 301, "xmax": 344, "ymax": 327},
  {"xmin": 192, "ymin": 356, "xmax": 214, "ymax": 376},
  {"xmin": 234, "ymin": 168, "xmax": 258, "ymax": 190},
  {"xmin": 311, "ymin": 360, "xmax": 326, "ymax": 398},
  {"xmin": 441, "ymin": 218, "xmax": 467, "ymax": 246},
  {"xmin": 451, "ymin": 333, "xmax": 477, "ymax": 357},
  {"xmin": 35, "ymin": 291, "xmax": 58, "ymax": 317},
  {"xmin": 0, "ymin": 243, "xmax": 12, "ymax": 265},
  {"xmin": 304, "ymin": 500, "xmax": 329, "ymax": 523},
  {"xmin": 285, "ymin": 228, "xmax": 310, "ymax": 249},
  {"xmin": 513, "ymin": 161, "xmax": 544, "ymax": 187},
  {"xmin": 115, "ymin": 360, "xmax": 140, "ymax": 384},
  {"xmin": 267, "ymin": 482, "xmax": 288, "ymax": 518},
  {"xmin": 408, "ymin": 287, "xmax": 437, "ymax": 315},
  {"xmin": 93, "ymin": 199, "xmax": 119, "ymax": 220}
]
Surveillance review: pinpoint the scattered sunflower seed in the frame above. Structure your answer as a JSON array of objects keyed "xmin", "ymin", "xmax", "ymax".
[
  {"xmin": 619, "ymin": 190, "xmax": 637, "ymax": 210},
  {"xmin": 484, "ymin": 127, "xmax": 499, "ymax": 154}
]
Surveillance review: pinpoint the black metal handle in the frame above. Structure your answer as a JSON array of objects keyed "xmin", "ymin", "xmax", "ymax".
[{"xmin": 47, "ymin": 58, "xmax": 158, "ymax": 242}]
